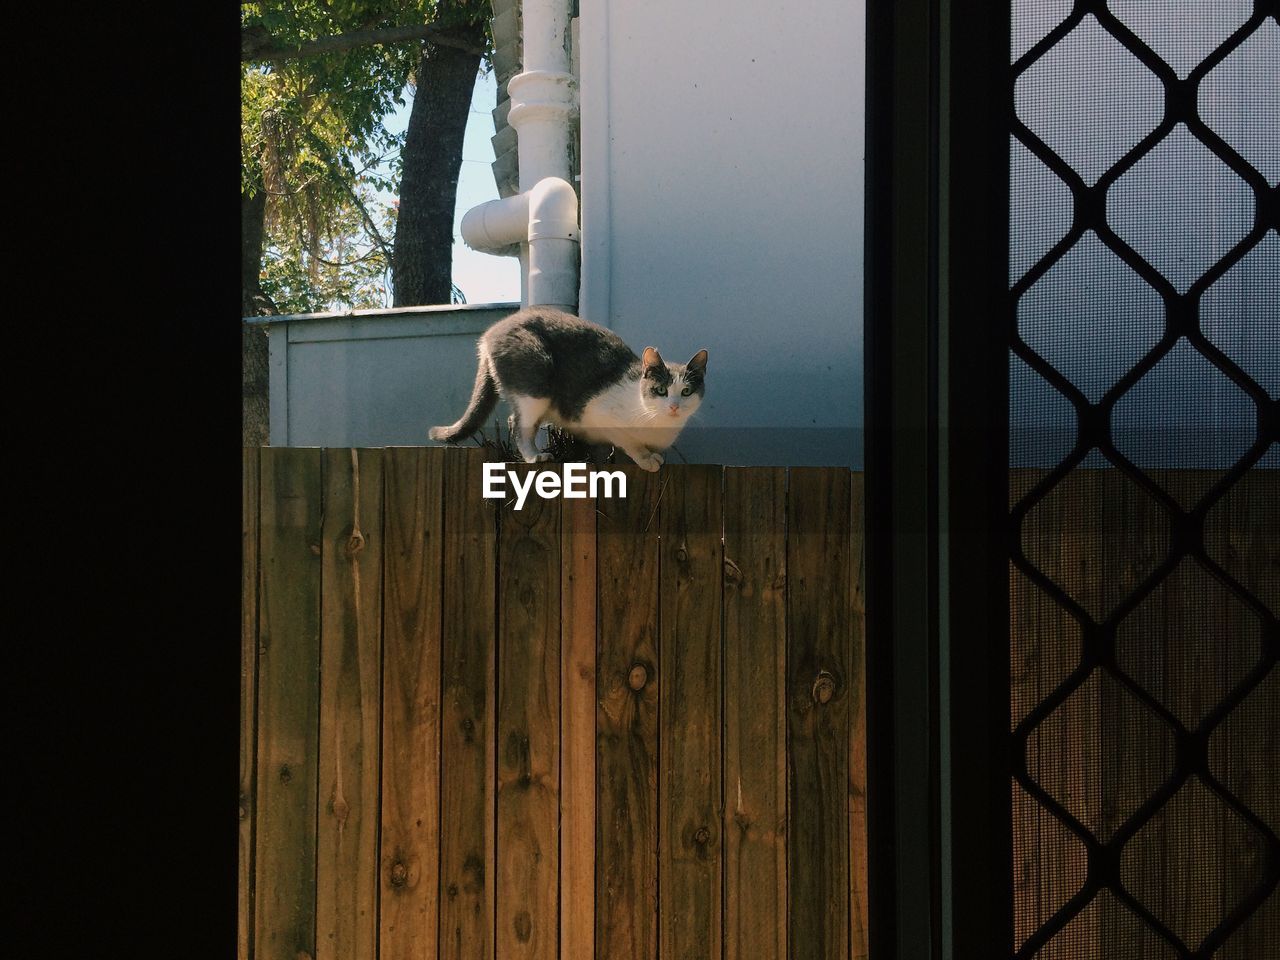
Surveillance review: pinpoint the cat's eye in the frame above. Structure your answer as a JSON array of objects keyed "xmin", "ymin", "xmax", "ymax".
[
  {"xmin": 681, "ymin": 387, "xmax": 693, "ymax": 397},
  {"xmin": 655, "ymin": 386, "xmax": 667, "ymax": 396}
]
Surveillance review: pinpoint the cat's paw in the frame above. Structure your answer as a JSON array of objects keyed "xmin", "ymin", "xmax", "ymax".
[
  {"xmin": 534, "ymin": 453, "xmax": 555, "ymax": 463},
  {"xmin": 636, "ymin": 452, "xmax": 663, "ymax": 472}
]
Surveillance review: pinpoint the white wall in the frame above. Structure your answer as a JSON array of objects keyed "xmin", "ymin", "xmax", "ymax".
[{"xmin": 579, "ymin": 0, "xmax": 866, "ymax": 467}]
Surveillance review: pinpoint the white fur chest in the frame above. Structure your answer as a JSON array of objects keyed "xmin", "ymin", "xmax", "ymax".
[{"xmin": 551, "ymin": 381, "xmax": 689, "ymax": 451}]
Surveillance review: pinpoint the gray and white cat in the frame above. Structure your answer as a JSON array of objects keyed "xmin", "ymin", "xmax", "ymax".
[{"xmin": 429, "ymin": 307, "xmax": 708, "ymax": 471}]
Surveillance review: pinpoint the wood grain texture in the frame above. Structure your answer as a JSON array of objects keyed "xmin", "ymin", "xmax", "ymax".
[
  {"xmin": 496, "ymin": 465, "xmax": 562, "ymax": 960},
  {"xmin": 659, "ymin": 465, "xmax": 724, "ymax": 960},
  {"xmin": 596, "ymin": 465, "xmax": 660, "ymax": 960},
  {"xmin": 849, "ymin": 472, "xmax": 870, "ymax": 960},
  {"xmin": 1012, "ymin": 468, "xmax": 1280, "ymax": 955},
  {"xmin": 722, "ymin": 467, "xmax": 787, "ymax": 960},
  {"xmin": 241, "ymin": 448, "xmax": 260, "ymax": 960},
  {"xmin": 255, "ymin": 447, "xmax": 323, "ymax": 960},
  {"xmin": 1197, "ymin": 469, "xmax": 1278, "ymax": 960},
  {"xmin": 241, "ymin": 457, "xmax": 892, "ymax": 960},
  {"xmin": 439, "ymin": 448, "xmax": 497, "ymax": 960},
  {"xmin": 1208, "ymin": 669, "xmax": 1278, "ymax": 960},
  {"xmin": 317, "ymin": 450, "xmax": 384, "ymax": 960},
  {"xmin": 560, "ymin": 489, "xmax": 597, "ymax": 960},
  {"xmin": 1010, "ymin": 558, "xmax": 1090, "ymax": 954},
  {"xmin": 379, "ymin": 448, "xmax": 445, "ymax": 960},
  {"xmin": 786, "ymin": 468, "xmax": 852, "ymax": 960},
  {"xmin": 1099, "ymin": 469, "xmax": 1177, "ymax": 958},
  {"xmin": 1013, "ymin": 468, "xmax": 1116, "ymax": 957},
  {"xmin": 1203, "ymin": 468, "xmax": 1279, "ymax": 618}
]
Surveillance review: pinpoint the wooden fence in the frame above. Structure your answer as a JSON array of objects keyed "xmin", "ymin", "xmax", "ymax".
[
  {"xmin": 1010, "ymin": 467, "xmax": 1278, "ymax": 958},
  {"xmin": 240, "ymin": 447, "xmax": 869, "ymax": 960}
]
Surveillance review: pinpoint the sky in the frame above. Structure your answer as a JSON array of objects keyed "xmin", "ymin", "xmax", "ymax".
[{"xmin": 381, "ymin": 68, "xmax": 522, "ymax": 305}]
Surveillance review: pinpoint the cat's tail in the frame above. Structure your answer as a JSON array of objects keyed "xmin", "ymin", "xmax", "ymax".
[{"xmin": 429, "ymin": 354, "xmax": 499, "ymax": 443}]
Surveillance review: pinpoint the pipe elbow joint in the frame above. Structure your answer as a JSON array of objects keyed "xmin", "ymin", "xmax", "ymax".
[
  {"xmin": 460, "ymin": 193, "xmax": 528, "ymax": 255},
  {"xmin": 458, "ymin": 177, "xmax": 580, "ymax": 309},
  {"xmin": 459, "ymin": 177, "xmax": 578, "ymax": 251},
  {"xmin": 527, "ymin": 177, "xmax": 579, "ymax": 310},
  {"xmin": 527, "ymin": 177, "xmax": 579, "ymax": 243}
]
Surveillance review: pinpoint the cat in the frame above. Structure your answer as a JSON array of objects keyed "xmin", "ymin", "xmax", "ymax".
[{"xmin": 429, "ymin": 306, "xmax": 708, "ymax": 471}]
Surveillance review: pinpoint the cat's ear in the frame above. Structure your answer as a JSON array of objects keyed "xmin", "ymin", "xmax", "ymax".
[
  {"xmin": 687, "ymin": 349, "xmax": 708, "ymax": 372},
  {"xmin": 642, "ymin": 347, "xmax": 664, "ymax": 375}
]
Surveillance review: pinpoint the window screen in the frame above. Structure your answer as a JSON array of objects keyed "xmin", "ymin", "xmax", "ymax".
[{"xmin": 1008, "ymin": 2, "xmax": 1278, "ymax": 956}]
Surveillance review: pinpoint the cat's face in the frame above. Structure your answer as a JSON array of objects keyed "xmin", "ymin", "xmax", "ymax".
[{"xmin": 640, "ymin": 347, "xmax": 708, "ymax": 421}]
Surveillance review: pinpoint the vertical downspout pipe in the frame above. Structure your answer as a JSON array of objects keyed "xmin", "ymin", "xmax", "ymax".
[
  {"xmin": 461, "ymin": 177, "xmax": 580, "ymax": 310},
  {"xmin": 460, "ymin": 0, "xmax": 579, "ymax": 311}
]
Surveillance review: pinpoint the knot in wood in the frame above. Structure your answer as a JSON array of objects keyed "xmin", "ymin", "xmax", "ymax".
[
  {"xmin": 390, "ymin": 861, "xmax": 408, "ymax": 887},
  {"xmin": 628, "ymin": 664, "xmax": 649, "ymax": 691},
  {"xmin": 812, "ymin": 671, "xmax": 837, "ymax": 705},
  {"xmin": 723, "ymin": 558, "xmax": 742, "ymax": 583},
  {"xmin": 346, "ymin": 530, "xmax": 365, "ymax": 557},
  {"xmin": 310, "ymin": 542, "xmax": 322, "ymax": 556},
  {"xmin": 675, "ymin": 545, "xmax": 689, "ymax": 563},
  {"xmin": 331, "ymin": 795, "xmax": 350, "ymax": 824},
  {"xmin": 694, "ymin": 826, "xmax": 711, "ymax": 845},
  {"xmin": 238, "ymin": 797, "xmax": 248, "ymax": 822},
  {"xmin": 514, "ymin": 910, "xmax": 533, "ymax": 943}
]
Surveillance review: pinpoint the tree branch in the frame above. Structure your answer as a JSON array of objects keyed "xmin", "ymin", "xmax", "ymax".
[
  {"xmin": 345, "ymin": 182, "xmax": 396, "ymax": 267},
  {"xmin": 241, "ymin": 22, "xmax": 486, "ymax": 62}
]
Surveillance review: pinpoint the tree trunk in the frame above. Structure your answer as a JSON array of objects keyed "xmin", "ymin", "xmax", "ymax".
[
  {"xmin": 242, "ymin": 184, "xmax": 273, "ymax": 446},
  {"xmin": 242, "ymin": 187, "xmax": 269, "ymax": 315},
  {"xmin": 392, "ymin": 21, "xmax": 487, "ymax": 306}
]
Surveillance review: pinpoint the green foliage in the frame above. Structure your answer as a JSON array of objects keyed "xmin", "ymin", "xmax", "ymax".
[
  {"xmin": 241, "ymin": 1, "xmax": 428, "ymax": 192},
  {"xmin": 241, "ymin": 1, "xmax": 490, "ymax": 311},
  {"xmin": 259, "ymin": 187, "xmax": 398, "ymax": 314}
]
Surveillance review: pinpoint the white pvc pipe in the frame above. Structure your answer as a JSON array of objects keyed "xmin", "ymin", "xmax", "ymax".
[
  {"xmin": 508, "ymin": 70, "xmax": 576, "ymax": 190},
  {"xmin": 461, "ymin": 177, "xmax": 579, "ymax": 311},
  {"xmin": 525, "ymin": 177, "xmax": 579, "ymax": 310},
  {"xmin": 460, "ymin": 192, "xmax": 528, "ymax": 254},
  {"xmin": 459, "ymin": 0, "xmax": 579, "ymax": 309},
  {"xmin": 520, "ymin": 0, "xmax": 571, "ymax": 79}
]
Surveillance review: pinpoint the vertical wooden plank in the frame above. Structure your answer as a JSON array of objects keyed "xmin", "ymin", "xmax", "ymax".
[
  {"xmin": 849, "ymin": 471, "xmax": 869, "ymax": 960},
  {"xmin": 379, "ymin": 447, "xmax": 445, "ymax": 959},
  {"xmin": 440, "ymin": 448, "xmax": 497, "ymax": 960},
  {"xmin": 722, "ymin": 467, "xmax": 787, "ymax": 960},
  {"xmin": 241, "ymin": 449, "xmax": 260, "ymax": 960},
  {"xmin": 787, "ymin": 467, "xmax": 852, "ymax": 960},
  {"xmin": 1017, "ymin": 469, "xmax": 1100, "ymax": 955},
  {"xmin": 317, "ymin": 450, "xmax": 384, "ymax": 960},
  {"xmin": 659, "ymin": 465, "xmax": 724, "ymax": 960},
  {"xmin": 255, "ymin": 447, "xmax": 323, "ymax": 960},
  {"xmin": 1099, "ymin": 469, "xmax": 1173, "ymax": 959},
  {"xmin": 596, "ymin": 465, "xmax": 660, "ymax": 960},
  {"xmin": 561, "ymin": 487, "xmax": 597, "ymax": 959},
  {"xmin": 496, "ymin": 465, "xmax": 562, "ymax": 959},
  {"xmin": 1204, "ymin": 469, "xmax": 1280, "ymax": 960},
  {"xmin": 1204, "ymin": 468, "xmax": 1279, "ymax": 620}
]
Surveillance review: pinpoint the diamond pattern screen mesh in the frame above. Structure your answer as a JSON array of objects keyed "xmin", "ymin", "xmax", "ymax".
[{"xmin": 1007, "ymin": 2, "xmax": 1278, "ymax": 957}]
